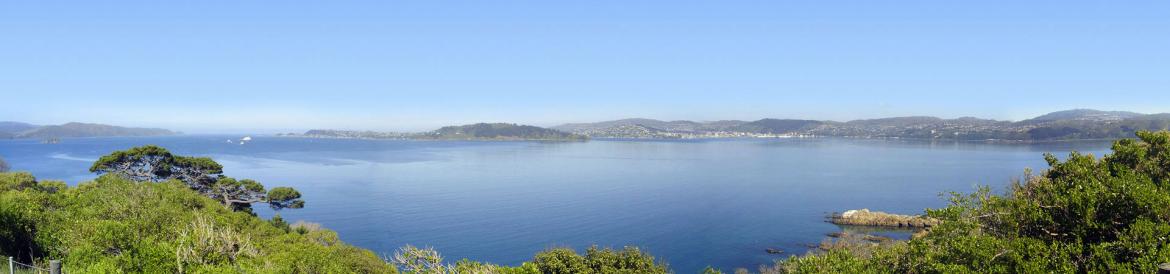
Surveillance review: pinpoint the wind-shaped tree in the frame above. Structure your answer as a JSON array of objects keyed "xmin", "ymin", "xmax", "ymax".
[
  {"xmin": 211, "ymin": 177, "xmax": 304, "ymax": 211},
  {"xmin": 89, "ymin": 145, "xmax": 222, "ymax": 187},
  {"xmin": 90, "ymin": 145, "xmax": 304, "ymax": 212}
]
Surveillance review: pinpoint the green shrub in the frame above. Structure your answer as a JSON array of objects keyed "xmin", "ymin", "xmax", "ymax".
[
  {"xmin": 0, "ymin": 172, "xmax": 395, "ymax": 273},
  {"xmin": 768, "ymin": 131, "xmax": 1170, "ymax": 273},
  {"xmin": 386, "ymin": 245, "xmax": 667, "ymax": 274}
]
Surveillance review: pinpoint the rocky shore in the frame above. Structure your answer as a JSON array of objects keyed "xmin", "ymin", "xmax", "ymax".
[{"xmin": 828, "ymin": 209, "xmax": 939, "ymax": 228}]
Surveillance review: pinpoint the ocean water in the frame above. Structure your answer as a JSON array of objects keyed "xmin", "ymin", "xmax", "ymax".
[{"xmin": 0, "ymin": 136, "xmax": 1113, "ymax": 272}]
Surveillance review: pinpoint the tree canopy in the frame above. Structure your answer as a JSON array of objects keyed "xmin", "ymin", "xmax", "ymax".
[
  {"xmin": 89, "ymin": 145, "xmax": 222, "ymax": 186},
  {"xmin": 0, "ymin": 155, "xmax": 10, "ymax": 172},
  {"xmin": 90, "ymin": 145, "xmax": 303, "ymax": 212}
]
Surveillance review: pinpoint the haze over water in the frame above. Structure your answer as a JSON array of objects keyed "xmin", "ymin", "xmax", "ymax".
[{"xmin": 0, "ymin": 136, "xmax": 1112, "ymax": 272}]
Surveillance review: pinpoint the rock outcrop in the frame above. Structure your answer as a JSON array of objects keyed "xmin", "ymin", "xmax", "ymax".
[{"xmin": 828, "ymin": 209, "xmax": 939, "ymax": 228}]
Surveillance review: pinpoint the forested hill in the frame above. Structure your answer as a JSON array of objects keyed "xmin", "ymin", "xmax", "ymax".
[
  {"xmin": 0, "ymin": 122, "xmax": 177, "ymax": 139},
  {"xmin": 419, "ymin": 123, "xmax": 587, "ymax": 141}
]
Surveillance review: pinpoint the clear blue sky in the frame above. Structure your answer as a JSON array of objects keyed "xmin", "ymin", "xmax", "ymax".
[{"xmin": 2, "ymin": 1, "xmax": 1167, "ymax": 133}]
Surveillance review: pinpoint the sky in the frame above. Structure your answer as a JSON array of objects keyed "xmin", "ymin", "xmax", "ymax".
[{"xmin": 1, "ymin": 1, "xmax": 1168, "ymax": 133}]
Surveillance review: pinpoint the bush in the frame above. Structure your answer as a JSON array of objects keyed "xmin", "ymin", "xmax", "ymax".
[
  {"xmin": 766, "ymin": 131, "xmax": 1170, "ymax": 273},
  {"xmin": 388, "ymin": 245, "xmax": 668, "ymax": 274},
  {"xmin": 0, "ymin": 172, "xmax": 395, "ymax": 273}
]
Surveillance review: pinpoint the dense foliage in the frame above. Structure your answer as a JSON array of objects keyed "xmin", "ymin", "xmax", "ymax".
[
  {"xmin": 389, "ymin": 245, "xmax": 669, "ymax": 273},
  {"xmin": 90, "ymin": 145, "xmax": 304, "ymax": 212},
  {"xmin": 0, "ymin": 172, "xmax": 393, "ymax": 273},
  {"xmin": 754, "ymin": 130, "xmax": 1170, "ymax": 273}
]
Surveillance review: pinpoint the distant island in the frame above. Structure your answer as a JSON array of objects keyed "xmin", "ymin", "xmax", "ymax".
[
  {"xmin": 552, "ymin": 109, "xmax": 1170, "ymax": 141},
  {"xmin": 297, "ymin": 123, "xmax": 588, "ymax": 141},
  {"xmin": 0, "ymin": 122, "xmax": 177, "ymax": 139}
]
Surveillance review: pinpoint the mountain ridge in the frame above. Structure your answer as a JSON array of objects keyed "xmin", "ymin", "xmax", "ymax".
[
  {"xmin": 552, "ymin": 109, "xmax": 1170, "ymax": 141},
  {"xmin": 420, "ymin": 123, "xmax": 587, "ymax": 141},
  {"xmin": 0, "ymin": 122, "xmax": 177, "ymax": 139}
]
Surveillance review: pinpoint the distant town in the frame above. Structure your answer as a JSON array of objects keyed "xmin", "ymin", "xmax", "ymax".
[{"xmin": 293, "ymin": 109, "xmax": 1170, "ymax": 141}]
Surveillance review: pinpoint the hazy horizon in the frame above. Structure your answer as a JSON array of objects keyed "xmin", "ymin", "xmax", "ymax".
[
  {"xmin": 3, "ymin": 1, "xmax": 1169, "ymax": 133},
  {"xmin": 3, "ymin": 107, "xmax": 1166, "ymax": 135}
]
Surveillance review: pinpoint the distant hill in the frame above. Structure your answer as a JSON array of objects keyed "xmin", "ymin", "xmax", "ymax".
[
  {"xmin": 420, "ymin": 123, "xmax": 586, "ymax": 141},
  {"xmin": 552, "ymin": 118, "xmax": 748, "ymax": 137},
  {"xmin": 1017, "ymin": 109, "xmax": 1144, "ymax": 125},
  {"xmin": 553, "ymin": 118, "xmax": 734, "ymax": 133},
  {"xmin": 299, "ymin": 123, "xmax": 586, "ymax": 141},
  {"xmin": 1014, "ymin": 113, "xmax": 1170, "ymax": 140},
  {"xmin": 300, "ymin": 129, "xmax": 413, "ymax": 139},
  {"xmin": 585, "ymin": 124, "xmax": 687, "ymax": 139},
  {"xmin": 844, "ymin": 116, "xmax": 1006, "ymax": 128},
  {"xmin": 704, "ymin": 120, "xmax": 751, "ymax": 130},
  {"xmin": 553, "ymin": 109, "xmax": 1170, "ymax": 141},
  {"xmin": 0, "ymin": 121, "xmax": 39, "ymax": 134},
  {"xmin": 2, "ymin": 122, "xmax": 177, "ymax": 139},
  {"xmin": 0, "ymin": 122, "xmax": 40, "ymax": 139},
  {"xmin": 733, "ymin": 119, "xmax": 826, "ymax": 134}
]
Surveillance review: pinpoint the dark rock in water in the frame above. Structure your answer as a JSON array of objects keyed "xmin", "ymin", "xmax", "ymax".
[
  {"xmin": 826, "ymin": 232, "xmax": 846, "ymax": 238},
  {"xmin": 862, "ymin": 234, "xmax": 893, "ymax": 243},
  {"xmin": 765, "ymin": 248, "xmax": 784, "ymax": 254}
]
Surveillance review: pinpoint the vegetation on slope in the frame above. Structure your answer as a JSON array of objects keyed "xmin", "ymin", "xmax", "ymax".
[
  {"xmin": 88, "ymin": 145, "xmax": 304, "ymax": 212},
  {"xmin": 0, "ymin": 172, "xmax": 394, "ymax": 273},
  {"xmin": 388, "ymin": 245, "xmax": 669, "ymax": 274},
  {"xmin": 734, "ymin": 130, "xmax": 1170, "ymax": 273}
]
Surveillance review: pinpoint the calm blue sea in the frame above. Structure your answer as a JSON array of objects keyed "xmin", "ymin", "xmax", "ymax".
[{"xmin": 0, "ymin": 136, "xmax": 1112, "ymax": 272}]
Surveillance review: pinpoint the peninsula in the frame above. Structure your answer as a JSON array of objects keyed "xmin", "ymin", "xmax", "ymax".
[{"xmin": 0, "ymin": 122, "xmax": 177, "ymax": 139}]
